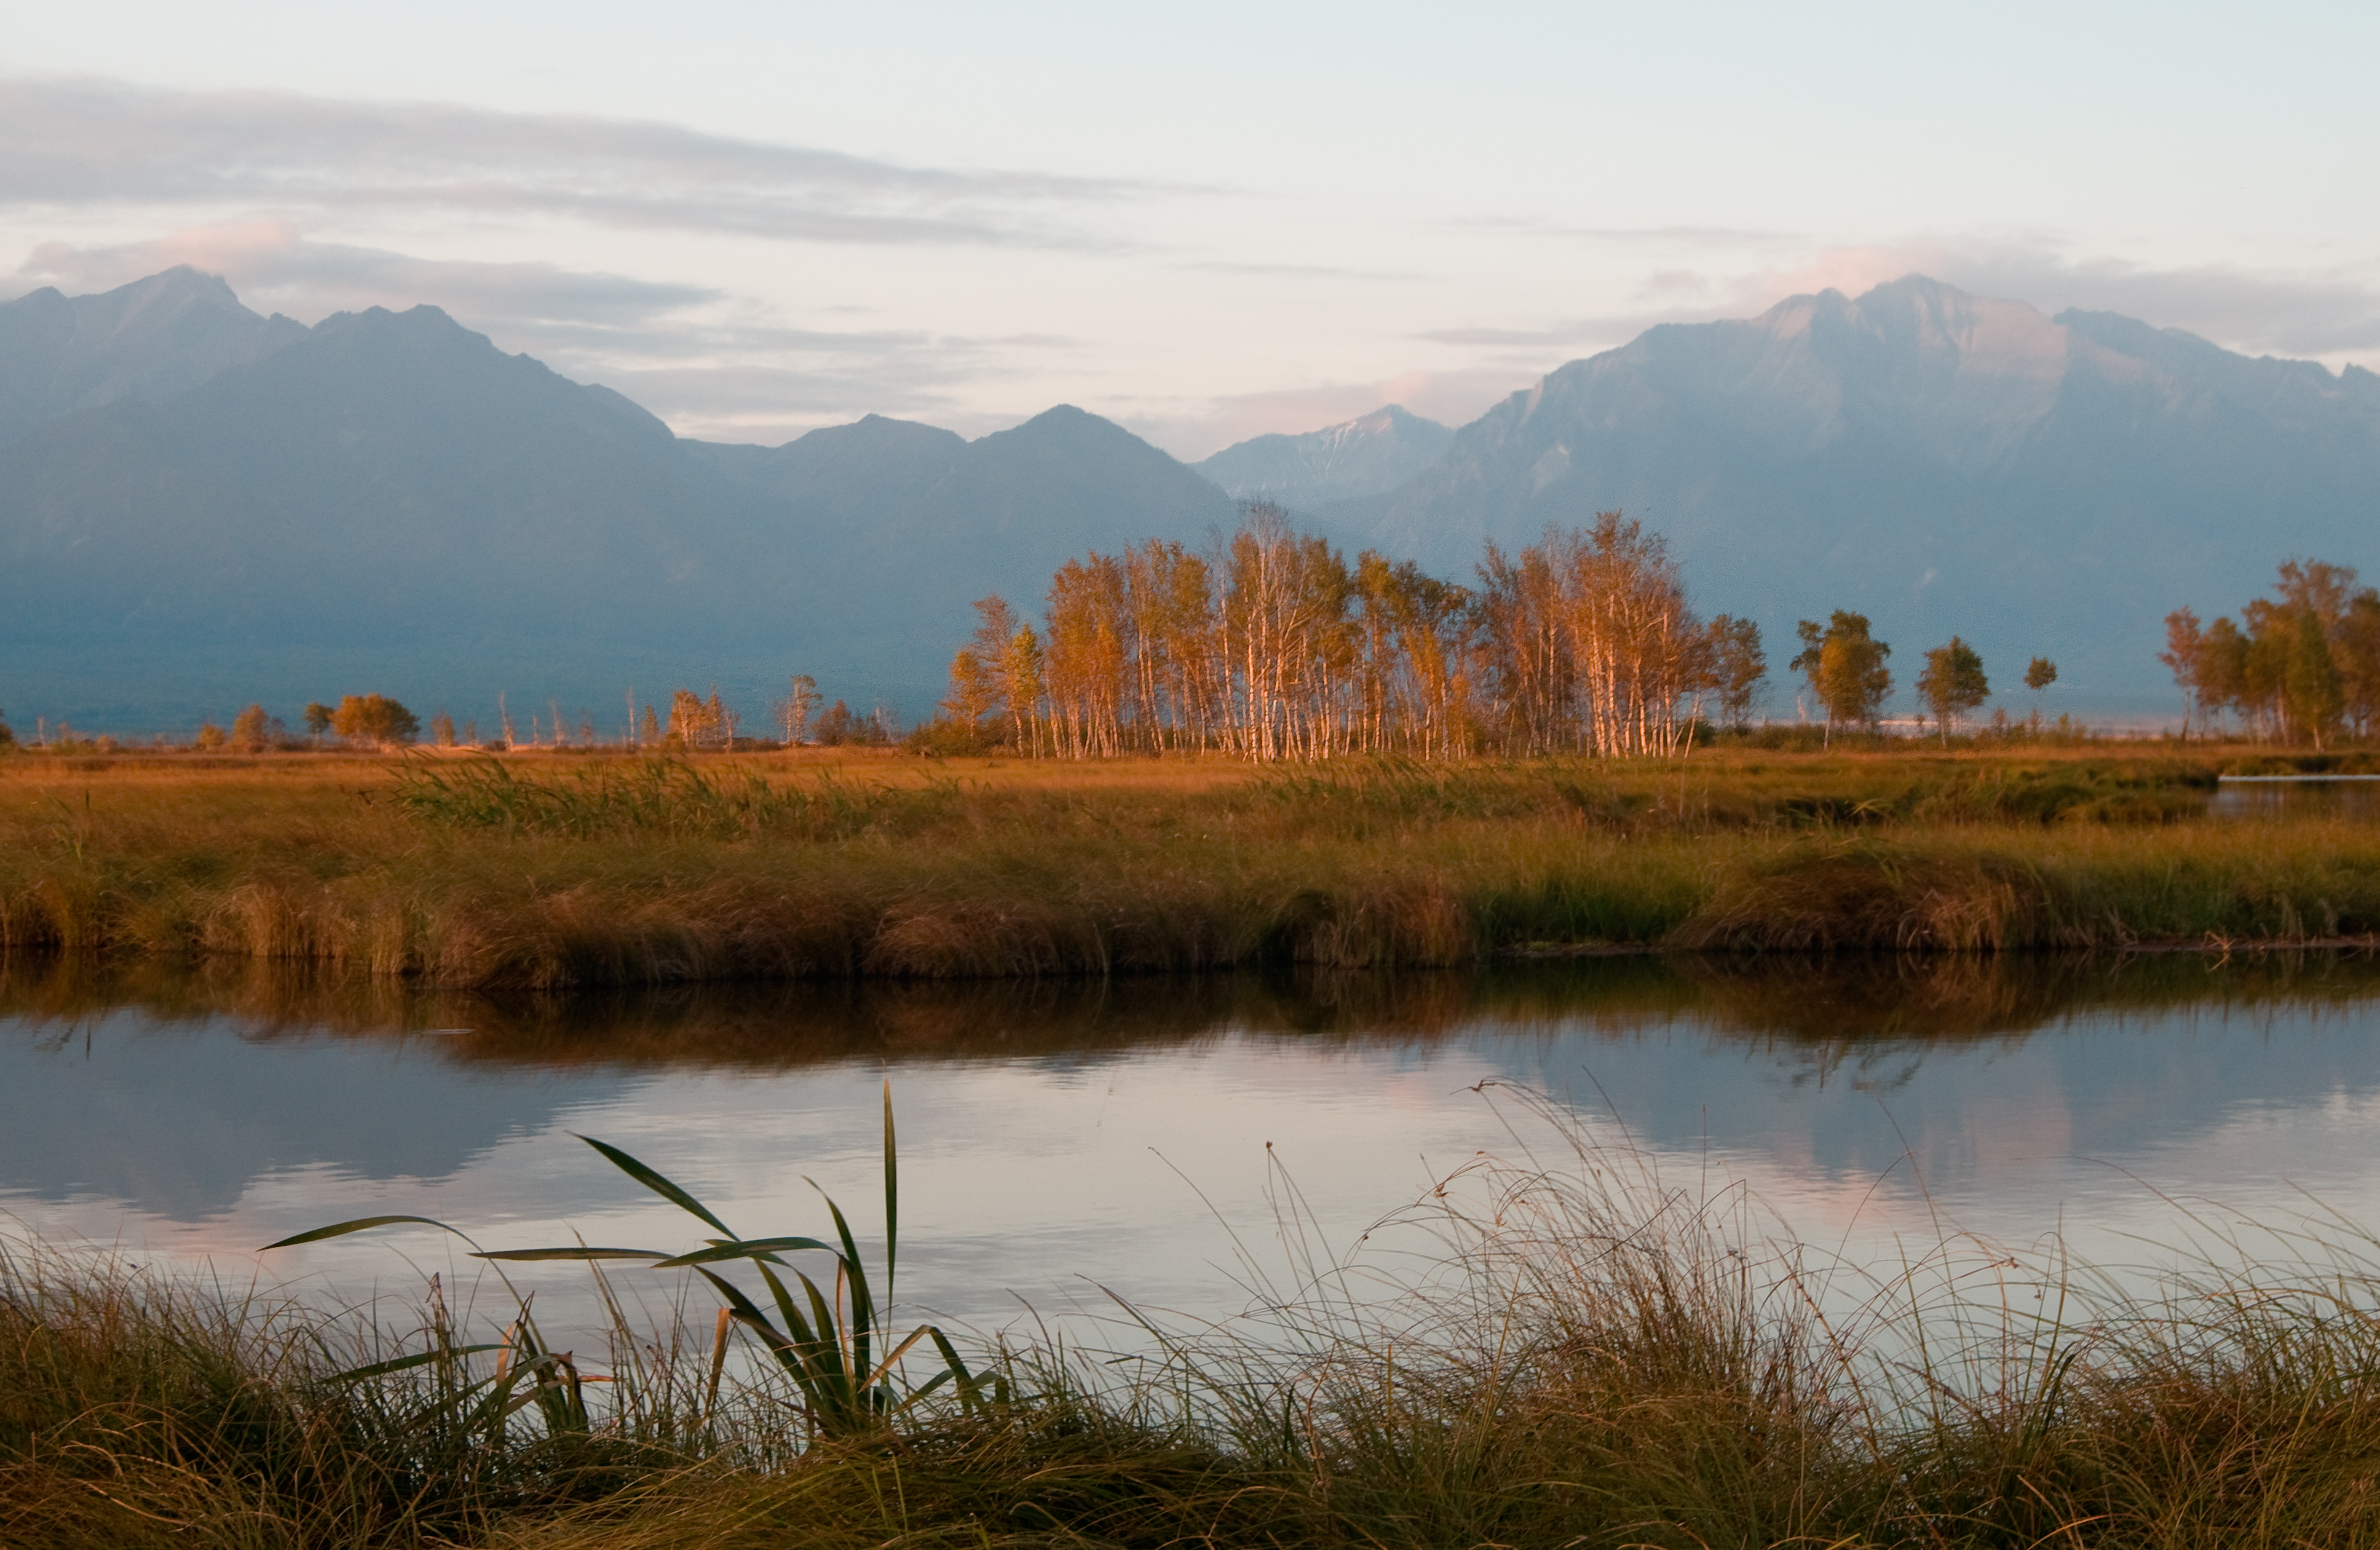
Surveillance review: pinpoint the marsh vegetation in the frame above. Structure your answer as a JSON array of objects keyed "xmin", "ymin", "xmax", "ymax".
[
  {"xmin": 2, "ymin": 746, "xmax": 2375, "ymax": 987},
  {"xmin": 14, "ymin": 1080, "xmax": 2380, "ymax": 1548}
]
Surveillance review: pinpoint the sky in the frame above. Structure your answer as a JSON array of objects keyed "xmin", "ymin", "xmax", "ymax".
[{"xmin": 4, "ymin": 1, "xmax": 2377, "ymax": 458}]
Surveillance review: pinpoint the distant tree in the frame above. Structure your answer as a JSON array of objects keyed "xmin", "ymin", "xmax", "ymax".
[
  {"xmin": 2022, "ymin": 656, "xmax": 2057, "ymax": 732},
  {"xmin": 2159, "ymin": 609, "xmax": 2202, "ymax": 737},
  {"xmin": 666, "ymin": 689, "xmax": 708, "ymax": 748},
  {"xmin": 0, "ymin": 707, "xmax": 15, "ymax": 749},
  {"xmin": 302, "ymin": 702, "xmax": 336, "ymax": 747},
  {"xmin": 705, "ymin": 687, "xmax": 737, "ymax": 749},
  {"xmin": 641, "ymin": 704, "xmax": 661, "ymax": 746},
  {"xmin": 1704, "ymin": 615, "xmax": 1766, "ymax": 730},
  {"xmin": 2200, "ymin": 617, "xmax": 2248, "ymax": 735},
  {"xmin": 431, "ymin": 710, "xmax": 457, "ymax": 747},
  {"xmin": 2284, "ymin": 607, "xmax": 2345, "ymax": 749},
  {"xmin": 330, "ymin": 694, "xmax": 421, "ymax": 748},
  {"xmin": 229, "ymin": 703, "xmax": 274, "ymax": 751},
  {"xmin": 2338, "ymin": 593, "xmax": 2380, "ymax": 740},
  {"xmin": 942, "ymin": 596, "xmax": 1019, "ymax": 737},
  {"xmin": 813, "ymin": 699, "xmax": 855, "ymax": 745},
  {"xmin": 1791, "ymin": 611, "xmax": 1892, "ymax": 746},
  {"xmin": 775, "ymin": 674, "xmax": 821, "ymax": 745},
  {"xmin": 196, "ymin": 722, "xmax": 227, "ymax": 751},
  {"xmin": 1000, "ymin": 627, "xmax": 1046, "ymax": 756},
  {"xmin": 1917, "ymin": 638, "xmax": 1990, "ymax": 746},
  {"xmin": 942, "ymin": 649, "xmax": 998, "ymax": 731}
]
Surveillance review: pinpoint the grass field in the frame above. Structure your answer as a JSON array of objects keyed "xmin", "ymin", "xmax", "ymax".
[{"xmin": 2, "ymin": 744, "xmax": 2375, "ymax": 986}]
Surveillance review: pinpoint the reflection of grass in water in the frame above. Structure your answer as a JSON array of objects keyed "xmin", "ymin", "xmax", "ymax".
[
  {"xmin": 6, "ymin": 749, "xmax": 2374, "ymax": 986},
  {"xmin": 13, "ymin": 1087, "xmax": 2380, "ymax": 1546},
  {"xmin": 7, "ymin": 951, "xmax": 2380, "ymax": 1068}
]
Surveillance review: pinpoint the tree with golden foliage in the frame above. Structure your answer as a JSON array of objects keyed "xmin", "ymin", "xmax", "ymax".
[
  {"xmin": 330, "ymin": 694, "xmax": 419, "ymax": 748},
  {"xmin": 1791, "ymin": 612, "xmax": 1892, "ymax": 746}
]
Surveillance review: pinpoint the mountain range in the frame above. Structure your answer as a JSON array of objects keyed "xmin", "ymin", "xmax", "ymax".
[{"xmin": 2, "ymin": 266, "xmax": 2375, "ymax": 731}]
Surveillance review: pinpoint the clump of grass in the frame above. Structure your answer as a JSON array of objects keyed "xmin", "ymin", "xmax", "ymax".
[{"xmin": 390, "ymin": 757, "xmax": 961, "ymax": 843}]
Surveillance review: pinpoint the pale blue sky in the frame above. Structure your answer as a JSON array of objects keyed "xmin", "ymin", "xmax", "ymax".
[{"xmin": 5, "ymin": 1, "xmax": 2374, "ymax": 454}]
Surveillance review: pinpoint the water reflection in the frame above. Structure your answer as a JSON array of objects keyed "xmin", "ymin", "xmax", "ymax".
[
  {"xmin": 6, "ymin": 951, "xmax": 2380, "ymax": 1333},
  {"xmin": 2212, "ymin": 776, "xmax": 2380, "ymax": 821}
]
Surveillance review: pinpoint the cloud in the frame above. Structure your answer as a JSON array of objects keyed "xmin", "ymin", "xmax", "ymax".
[
  {"xmin": 0, "ymin": 76, "xmax": 1158, "ymax": 250},
  {"xmin": 1416, "ymin": 240, "xmax": 2380, "ymax": 368},
  {"xmin": 1437, "ymin": 219, "xmax": 1800, "ymax": 248},
  {"xmin": 18, "ymin": 223, "xmax": 718, "ymax": 326},
  {"xmin": 1916, "ymin": 250, "xmax": 2380, "ymax": 359},
  {"xmin": 9, "ymin": 219, "xmax": 1084, "ymax": 445}
]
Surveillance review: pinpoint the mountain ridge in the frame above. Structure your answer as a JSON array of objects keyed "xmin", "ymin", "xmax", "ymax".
[
  {"xmin": 1192, "ymin": 403, "xmax": 1454, "ymax": 508},
  {"xmin": 4, "ymin": 268, "xmax": 2376, "ymax": 729}
]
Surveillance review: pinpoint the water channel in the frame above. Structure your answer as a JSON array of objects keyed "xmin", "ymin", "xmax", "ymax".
[{"xmin": 9, "ymin": 950, "xmax": 2380, "ymax": 1351}]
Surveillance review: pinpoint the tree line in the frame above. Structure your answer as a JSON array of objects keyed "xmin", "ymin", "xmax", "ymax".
[
  {"xmin": 2162, "ymin": 560, "xmax": 2380, "ymax": 748},
  {"xmin": 935, "ymin": 504, "xmax": 2057, "ymax": 761}
]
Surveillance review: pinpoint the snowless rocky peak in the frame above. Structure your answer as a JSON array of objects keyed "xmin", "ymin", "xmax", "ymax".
[
  {"xmin": 0, "ymin": 265, "xmax": 307, "ymax": 443},
  {"xmin": 1635, "ymin": 275, "xmax": 2125, "ymax": 472},
  {"xmin": 1193, "ymin": 401, "xmax": 1455, "ymax": 507}
]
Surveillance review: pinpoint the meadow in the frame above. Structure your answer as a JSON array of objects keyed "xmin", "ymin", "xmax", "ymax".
[{"xmin": 0, "ymin": 743, "xmax": 2373, "ymax": 987}]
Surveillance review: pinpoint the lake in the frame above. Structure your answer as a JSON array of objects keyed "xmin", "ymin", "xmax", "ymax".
[{"xmin": 7, "ymin": 953, "xmax": 2380, "ymax": 1348}]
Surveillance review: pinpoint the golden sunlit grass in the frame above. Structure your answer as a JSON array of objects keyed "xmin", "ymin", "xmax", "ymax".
[{"xmin": 0, "ymin": 745, "xmax": 2371, "ymax": 986}]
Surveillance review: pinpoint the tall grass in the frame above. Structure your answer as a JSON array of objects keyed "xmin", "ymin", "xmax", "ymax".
[
  {"xmin": 15, "ymin": 1086, "xmax": 2380, "ymax": 1546},
  {"xmin": 2, "ymin": 749, "xmax": 2372, "ymax": 986}
]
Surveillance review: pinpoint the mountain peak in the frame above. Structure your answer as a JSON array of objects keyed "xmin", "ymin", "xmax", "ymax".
[
  {"xmin": 1193, "ymin": 403, "xmax": 1455, "ymax": 507},
  {"xmin": 0, "ymin": 264, "xmax": 306, "ymax": 443}
]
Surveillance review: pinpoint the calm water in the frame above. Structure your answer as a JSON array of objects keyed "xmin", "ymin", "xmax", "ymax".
[
  {"xmin": 2211, "ymin": 774, "xmax": 2380, "ymax": 820},
  {"xmin": 7, "ymin": 955, "xmax": 2380, "ymax": 1340}
]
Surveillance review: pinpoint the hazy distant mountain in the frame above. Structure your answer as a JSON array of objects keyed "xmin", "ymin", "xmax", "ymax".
[
  {"xmin": 689, "ymin": 405, "xmax": 1239, "ymax": 679},
  {"xmin": 686, "ymin": 413, "xmax": 967, "ymax": 512},
  {"xmin": 0, "ymin": 267, "xmax": 306, "ymax": 446},
  {"xmin": 1193, "ymin": 404, "xmax": 1453, "ymax": 508},
  {"xmin": 0, "ymin": 283, "xmax": 1235, "ymax": 728},
  {"xmin": 1362, "ymin": 276, "xmax": 2380, "ymax": 709}
]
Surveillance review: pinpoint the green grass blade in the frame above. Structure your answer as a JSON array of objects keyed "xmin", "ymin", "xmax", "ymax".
[
  {"xmin": 813, "ymin": 1186, "xmax": 876, "ymax": 1354},
  {"xmin": 753, "ymin": 1260, "xmax": 822, "ymax": 1352},
  {"xmin": 791, "ymin": 1268, "xmax": 851, "ymax": 1393},
  {"xmin": 651, "ymin": 1235, "xmax": 837, "ymax": 1268},
  {"xmin": 571, "ymin": 1133, "xmax": 739, "ymax": 1240},
  {"xmin": 694, "ymin": 1268, "xmax": 790, "ymax": 1348},
  {"xmin": 470, "ymin": 1247, "xmax": 674, "ymax": 1262},
  {"xmin": 927, "ymin": 1326, "xmax": 986, "ymax": 1412},
  {"xmin": 883, "ymin": 1077, "xmax": 898, "ymax": 1316},
  {"xmin": 325, "ymin": 1343, "xmax": 508, "ymax": 1382},
  {"xmin": 259, "ymin": 1214, "xmax": 473, "ymax": 1251}
]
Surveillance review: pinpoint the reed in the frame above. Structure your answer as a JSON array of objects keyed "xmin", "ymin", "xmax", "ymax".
[
  {"xmin": 2, "ymin": 749, "xmax": 2372, "ymax": 986},
  {"xmin": 15, "ymin": 1087, "xmax": 2380, "ymax": 1546}
]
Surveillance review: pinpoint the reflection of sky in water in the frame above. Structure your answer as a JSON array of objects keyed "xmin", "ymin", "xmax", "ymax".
[
  {"xmin": 7, "ymin": 987, "xmax": 2380, "ymax": 1345},
  {"xmin": 2210, "ymin": 778, "xmax": 2380, "ymax": 822}
]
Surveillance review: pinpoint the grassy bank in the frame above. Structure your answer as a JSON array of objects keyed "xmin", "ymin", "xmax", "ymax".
[
  {"xmin": 2, "ymin": 748, "xmax": 2375, "ymax": 986},
  {"xmin": 12, "ymin": 1097, "xmax": 2380, "ymax": 1548}
]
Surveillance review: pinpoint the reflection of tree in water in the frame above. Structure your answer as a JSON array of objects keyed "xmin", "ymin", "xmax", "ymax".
[{"xmin": 4, "ymin": 949, "xmax": 2379, "ymax": 1076}]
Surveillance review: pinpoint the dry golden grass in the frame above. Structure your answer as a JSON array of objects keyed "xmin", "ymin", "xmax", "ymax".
[
  {"xmin": 18, "ymin": 1088, "xmax": 2380, "ymax": 1548},
  {"xmin": 1, "ymin": 745, "xmax": 2373, "ymax": 986}
]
